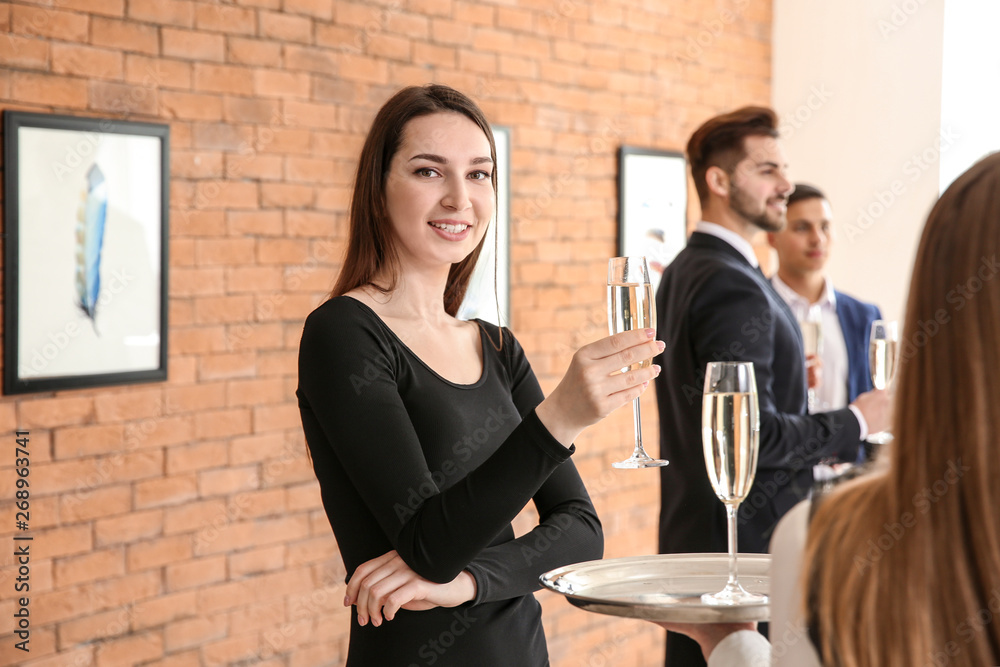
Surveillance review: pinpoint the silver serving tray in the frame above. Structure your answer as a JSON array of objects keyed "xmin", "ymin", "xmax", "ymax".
[{"xmin": 540, "ymin": 553, "xmax": 770, "ymax": 623}]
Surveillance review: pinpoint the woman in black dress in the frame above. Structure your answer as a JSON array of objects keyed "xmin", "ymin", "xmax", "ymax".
[{"xmin": 296, "ymin": 84, "xmax": 663, "ymax": 666}]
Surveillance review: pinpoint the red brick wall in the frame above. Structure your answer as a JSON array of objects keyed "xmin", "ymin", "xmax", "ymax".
[{"xmin": 0, "ymin": 1, "xmax": 771, "ymax": 665}]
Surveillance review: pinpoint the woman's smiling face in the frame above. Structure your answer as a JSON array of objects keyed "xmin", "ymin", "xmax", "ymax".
[{"xmin": 384, "ymin": 111, "xmax": 495, "ymax": 272}]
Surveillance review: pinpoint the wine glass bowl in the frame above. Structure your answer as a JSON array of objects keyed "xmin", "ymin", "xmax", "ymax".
[
  {"xmin": 868, "ymin": 320, "xmax": 899, "ymax": 390},
  {"xmin": 607, "ymin": 257, "xmax": 669, "ymax": 469},
  {"xmin": 701, "ymin": 361, "xmax": 768, "ymax": 606},
  {"xmin": 867, "ymin": 319, "xmax": 899, "ymax": 445},
  {"xmin": 798, "ymin": 304, "xmax": 824, "ymax": 413}
]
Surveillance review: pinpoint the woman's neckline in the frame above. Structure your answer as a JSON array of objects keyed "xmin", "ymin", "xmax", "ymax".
[{"xmin": 340, "ymin": 295, "xmax": 488, "ymax": 389}]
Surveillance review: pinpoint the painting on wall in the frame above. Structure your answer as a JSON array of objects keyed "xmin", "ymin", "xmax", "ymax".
[
  {"xmin": 617, "ymin": 146, "xmax": 688, "ymax": 295},
  {"xmin": 3, "ymin": 111, "xmax": 170, "ymax": 394}
]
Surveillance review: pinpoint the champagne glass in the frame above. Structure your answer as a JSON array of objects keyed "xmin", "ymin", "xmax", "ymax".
[
  {"xmin": 701, "ymin": 361, "xmax": 767, "ymax": 605},
  {"xmin": 798, "ymin": 305, "xmax": 824, "ymax": 413},
  {"xmin": 607, "ymin": 257, "xmax": 669, "ymax": 469},
  {"xmin": 867, "ymin": 320, "xmax": 899, "ymax": 445}
]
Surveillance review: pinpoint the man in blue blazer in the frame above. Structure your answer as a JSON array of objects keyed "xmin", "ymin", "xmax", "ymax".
[
  {"xmin": 767, "ymin": 184, "xmax": 883, "ymax": 412},
  {"xmin": 654, "ymin": 108, "xmax": 891, "ymax": 667}
]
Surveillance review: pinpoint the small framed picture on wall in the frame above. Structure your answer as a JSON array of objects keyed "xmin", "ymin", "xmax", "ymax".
[
  {"xmin": 3, "ymin": 111, "xmax": 170, "ymax": 394},
  {"xmin": 617, "ymin": 146, "xmax": 688, "ymax": 295}
]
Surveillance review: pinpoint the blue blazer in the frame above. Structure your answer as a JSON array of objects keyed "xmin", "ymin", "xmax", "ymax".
[{"xmin": 835, "ymin": 290, "xmax": 883, "ymax": 402}]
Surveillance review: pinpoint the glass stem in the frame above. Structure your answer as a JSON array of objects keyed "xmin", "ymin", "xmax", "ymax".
[
  {"xmin": 631, "ymin": 397, "xmax": 645, "ymax": 457},
  {"xmin": 726, "ymin": 503, "xmax": 739, "ymax": 589}
]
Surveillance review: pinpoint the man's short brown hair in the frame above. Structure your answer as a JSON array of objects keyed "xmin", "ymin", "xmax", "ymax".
[{"xmin": 686, "ymin": 106, "xmax": 779, "ymax": 206}]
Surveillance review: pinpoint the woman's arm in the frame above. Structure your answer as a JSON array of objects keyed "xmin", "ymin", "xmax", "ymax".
[
  {"xmin": 345, "ymin": 550, "xmax": 478, "ymax": 626},
  {"xmin": 462, "ymin": 326, "xmax": 603, "ymax": 602},
  {"xmin": 465, "ymin": 458, "xmax": 603, "ymax": 604}
]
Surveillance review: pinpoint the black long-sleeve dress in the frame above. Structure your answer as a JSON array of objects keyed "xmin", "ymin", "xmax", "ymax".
[{"xmin": 296, "ymin": 296, "xmax": 604, "ymax": 666}]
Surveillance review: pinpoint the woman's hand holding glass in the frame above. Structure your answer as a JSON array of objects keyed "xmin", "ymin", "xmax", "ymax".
[
  {"xmin": 535, "ymin": 328, "xmax": 663, "ymax": 449},
  {"xmin": 345, "ymin": 551, "xmax": 478, "ymax": 627},
  {"xmin": 607, "ymin": 256, "xmax": 669, "ymax": 468}
]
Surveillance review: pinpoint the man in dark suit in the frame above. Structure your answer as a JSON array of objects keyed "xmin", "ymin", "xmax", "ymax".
[
  {"xmin": 767, "ymin": 184, "xmax": 883, "ymax": 411},
  {"xmin": 653, "ymin": 107, "xmax": 890, "ymax": 666}
]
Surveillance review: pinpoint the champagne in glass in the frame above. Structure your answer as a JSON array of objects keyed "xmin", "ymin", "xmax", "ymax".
[
  {"xmin": 798, "ymin": 304, "xmax": 824, "ymax": 413},
  {"xmin": 867, "ymin": 320, "xmax": 898, "ymax": 444},
  {"xmin": 607, "ymin": 257, "xmax": 668, "ymax": 469},
  {"xmin": 701, "ymin": 361, "xmax": 767, "ymax": 605},
  {"xmin": 703, "ymin": 391, "xmax": 759, "ymax": 503},
  {"xmin": 799, "ymin": 320, "xmax": 822, "ymax": 357},
  {"xmin": 869, "ymin": 321, "xmax": 899, "ymax": 390},
  {"xmin": 608, "ymin": 284, "xmax": 654, "ymax": 370}
]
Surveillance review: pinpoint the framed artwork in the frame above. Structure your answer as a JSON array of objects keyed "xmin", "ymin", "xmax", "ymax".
[
  {"xmin": 3, "ymin": 111, "xmax": 170, "ymax": 394},
  {"xmin": 458, "ymin": 124, "xmax": 510, "ymax": 327},
  {"xmin": 617, "ymin": 146, "xmax": 688, "ymax": 294}
]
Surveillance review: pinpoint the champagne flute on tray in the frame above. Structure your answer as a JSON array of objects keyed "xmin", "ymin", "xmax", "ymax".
[{"xmin": 701, "ymin": 361, "xmax": 767, "ymax": 605}]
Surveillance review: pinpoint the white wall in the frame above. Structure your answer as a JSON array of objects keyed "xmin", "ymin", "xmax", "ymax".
[
  {"xmin": 772, "ymin": 0, "xmax": 946, "ymax": 321},
  {"xmin": 940, "ymin": 1, "xmax": 1000, "ymax": 191}
]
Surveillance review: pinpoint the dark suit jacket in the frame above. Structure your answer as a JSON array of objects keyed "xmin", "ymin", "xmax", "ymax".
[
  {"xmin": 654, "ymin": 232, "xmax": 863, "ymax": 556},
  {"xmin": 835, "ymin": 290, "xmax": 883, "ymax": 402}
]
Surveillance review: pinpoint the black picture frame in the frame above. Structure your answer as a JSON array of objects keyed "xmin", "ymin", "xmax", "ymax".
[
  {"xmin": 617, "ymin": 145, "xmax": 687, "ymax": 295},
  {"xmin": 3, "ymin": 111, "xmax": 170, "ymax": 394}
]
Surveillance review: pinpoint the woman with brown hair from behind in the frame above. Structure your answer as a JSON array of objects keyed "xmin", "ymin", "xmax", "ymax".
[{"xmin": 659, "ymin": 152, "xmax": 1000, "ymax": 666}]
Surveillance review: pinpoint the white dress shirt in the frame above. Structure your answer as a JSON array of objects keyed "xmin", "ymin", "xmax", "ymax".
[
  {"xmin": 694, "ymin": 221, "xmax": 761, "ymax": 268},
  {"xmin": 769, "ymin": 275, "xmax": 850, "ymax": 412}
]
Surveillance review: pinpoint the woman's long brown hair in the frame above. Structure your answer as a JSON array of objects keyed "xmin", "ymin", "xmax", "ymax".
[
  {"xmin": 803, "ymin": 153, "xmax": 1000, "ymax": 666},
  {"xmin": 331, "ymin": 84, "xmax": 498, "ymax": 317}
]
